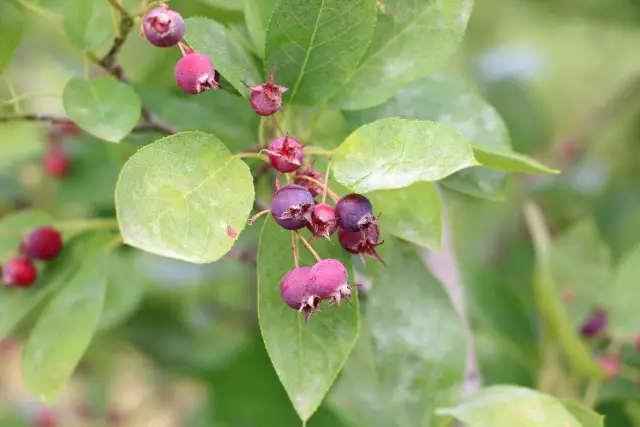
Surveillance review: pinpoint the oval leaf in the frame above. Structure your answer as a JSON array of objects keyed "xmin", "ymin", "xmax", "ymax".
[
  {"xmin": 244, "ymin": 0, "xmax": 276, "ymax": 57},
  {"xmin": 184, "ymin": 17, "xmax": 262, "ymax": 98},
  {"xmin": 0, "ymin": 2, "xmax": 24, "ymax": 71},
  {"xmin": 608, "ymin": 244, "xmax": 640, "ymax": 339},
  {"xmin": 474, "ymin": 146, "xmax": 558, "ymax": 174},
  {"xmin": 257, "ymin": 219, "xmax": 359, "ymax": 422},
  {"xmin": 330, "ymin": 0, "xmax": 473, "ymax": 110},
  {"xmin": 63, "ymin": 0, "xmax": 114, "ymax": 51},
  {"xmin": 265, "ymin": 0, "xmax": 377, "ymax": 105},
  {"xmin": 116, "ymin": 131, "xmax": 254, "ymax": 263},
  {"xmin": 332, "ymin": 118, "xmax": 476, "ymax": 193},
  {"xmin": 63, "ymin": 77, "xmax": 141, "ymax": 142},
  {"xmin": 436, "ymin": 386, "xmax": 583, "ymax": 427}
]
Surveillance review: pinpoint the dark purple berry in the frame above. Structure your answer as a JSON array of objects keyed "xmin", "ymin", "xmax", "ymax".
[
  {"xmin": 250, "ymin": 72, "xmax": 288, "ymax": 116},
  {"xmin": 281, "ymin": 267, "xmax": 319, "ymax": 323},
  {"xmin": 294, "ymin": 164, "xmax": 324, "ymax": 197},
  {"xmin": 175, "ymin": 51, "xmax": 219, "ymax": 94},
  {"xmin": 271, "ymin": 184, "xmax": 315, "ymax": 230},
  {"xmin": 267, "ymin": 136, "xmax": 303, "ymax": 173},
  {"xmin": 307, "ymin": 203, "xmax": 338, "ymax": 240},
  {"xmin": 142, "ymin": 7, "xmax": 185, "ymax": 47},
  {"xmin": 580, "ymin": 308, "xmax": 607, "ymax": 338},
  {"xmin": 336, "ymin": 193, "xmax": 376, "ymax": 232},
  {"xmin": 24, "ymin": 226, "xmax": 63, "ymax": 261},
  {"xmin": 308, "ymin": 259, "xmax": 352, "ymax": 307},
  {"xmin": 43, "ymin": 147, "xmax": 71, "ymax": 179},
  {"xmin": 3, "ymin": 258, "xmax": 37, "ymax": 287},
  {"xmin": 338, "ymin": 224, "xmax": 385, "ymax": 265}
]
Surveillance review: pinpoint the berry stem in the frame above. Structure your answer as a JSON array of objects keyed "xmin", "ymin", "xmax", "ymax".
[
  {"xmin": 321, "ymin": 158, "xmax": 333, "ymax": 205},
  {"xmin": 296, "ymin": 232, "xmax": 322, "ymax": 262},
  {"xmin": 294, "ymin": 175, "xmax": 339, "ymax": 202},
  {"xmin": 107, "ymin": 0, "xmax": 122, "ymax": 38},
  {"xmin": 292, "ymin": 232, "xmax": 300, "ymax": 268},
  {"xmin": 248, "ymin": 209, "xmax": 270, "ymax": 225},
  {"xmin": 270, "ymin": 115, "xmax": 285, "ymax": 135},
  {"xmin": 582, "ymin": 377, "xmax": 600, "ymax": 407},
  {"xmin": 233, "ymin": 152, "xmax": 269, "ymax": 162},
  {"xmin": 258, "ymin": 116, "xmax": 267, "ymax": 148},
  {"xmin": 275, "ymin": 171, "xmax": 282, "ymax": 190},
  {"xmin": 178, "ymin": 41, "xmax": 189, "ymax": 56}
]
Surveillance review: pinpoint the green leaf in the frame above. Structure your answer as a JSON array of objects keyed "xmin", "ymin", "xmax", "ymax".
[
  {"xmin": 474, "ymin": 146, "xmax": 558, "ymax": 174},
  {"xmin": 184, "ymin": 17, "xmax": 262, "ymax": 98},
  {"xmin": 264, "ymin": 0, "xmax": 377, "ymax": 105},
  {"xmin": 367, "ymin": 182, "xmax": 442, "ymax": 250},
  {"xmin": 330, "ymin": 0, "xmax": 474, "ymax": 110},
  {"xmin": 21, "ymin": 234, "xmax": 113, "ymax": 401},
  {"xmin": 332, "ymin": 118, "xmax": 476, "ymax": 193},
  {"xmin": 63, "ymin": 77, "xmax": 142, "ymax": 143},
  {"xmin": 0, "ymin": 2, "xmax": 24, "ymax": 71},
  {"xmin": 0, "ymin": 210, "xmax": 52, "ymax": 261},
  {"xmin": 436, "ymin": 386, "xmax": 583, "ymax": 427},
  {"xmin": 116, "ymin": 131, "xmax": 254, "ymax": 263},
  {"xmin": 609, "ymin": 244, "xmax": 640, "ymax": 339},
  {"xmin": 343, "ymin": 73, "xmax": 511, "ymax": 200},
  {"xmin": 561, "ymin": 399, "xmax": 605, "ymax": 427},
  {"xmin": 198, "ymin": 0, "xmax": 245, "ymax": 10},
  {"xmin": 63, "ymin": 0, "xmax": 114, "ymax": 51},
  {"xmin": 257, "ymin": 219, "xmax": 358, "ymax": 422},
  {"xmin": 329, "ymin": 237, "xmax": 465, "ymax": 427},
  {"xmin": 244, "ymin": 0, "xmax": 276, "ymax": 58}
]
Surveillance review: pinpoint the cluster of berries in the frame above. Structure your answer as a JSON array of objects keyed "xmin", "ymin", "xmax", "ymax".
[{"xmin": 1, "ymin": 227, "xmax": 63, "ymax": 288}]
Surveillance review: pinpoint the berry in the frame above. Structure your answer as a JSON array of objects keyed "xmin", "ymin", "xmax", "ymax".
[
  {"xmin": 175, "ymin": 51, "xmax": 219, "ymax": 94},
  {"xmin": 34, "ymin": 407, "xmax": 57, "ymax": 427},
  {"xmin": 24, "ymin": 226, "xmax": 63, "ymax": 261},
  {"xmin": 271, "ymin": 184, "xmax": 315, "ymax": 230},
  {"xmin": 142, "ymin": 7, "xmax": 185, "ymax": 47},
  {"xmin": 43, "ymin": 147, "xmax": 71, "ymax": 179},
  {"xmin": 281, "ymin": 267, "xmax": 319, "ymax": 323},
  {"xmin": 308, "ymin": 259, "xmax": 353, "ymax": 307},
  {"xmin": 3, "ymin": 258, "xmax": 37, "ymax": 287},
  {"xmin": 597, "ymin": 353, "xmax": 620, "ymax": 378},
  {"xmin": 335, "ymin": 193, "xmax": 376, "ymax": 232},
  {"xmin": 338, "ymin": 224, "xmax": 385, "ymax": 265},
  {"xmin": 579, "ymin": 308, "xmax": 607, "ymax": 338},
  {"xmin": 294, "ymin": 164, "xmax": 324, "ymax": 197},
  {"xmin": 307, "ymin": 203, "xmax": 338, "ymax": 239},
  {"xmin": 267, "ymin": 136, "xmax": 303, "ymax": 173},
  {"xmin": 250, "ymin": 72, "xmax": 288, "ymax": 116},
  {"xmin": 635, "ymin": 332, "xmax": 640, "ymax": 351}
]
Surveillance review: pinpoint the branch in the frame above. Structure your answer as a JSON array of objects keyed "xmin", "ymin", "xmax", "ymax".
[{"xmin": 0, "ymin": 114, "xmax": 71, "ymax": 125}]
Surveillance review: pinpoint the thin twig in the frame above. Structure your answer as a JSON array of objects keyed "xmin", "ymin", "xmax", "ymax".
[
  {"xmin": 133, "ymin": 120, "xmax": 178, "ymax": 135},
  {"xmin": 296, "ymin": 232, "xmax": 322, "ymax": 262},
  {"xmin": 0, "ymin": 114, "xmax": 71, "ymax": 125}
]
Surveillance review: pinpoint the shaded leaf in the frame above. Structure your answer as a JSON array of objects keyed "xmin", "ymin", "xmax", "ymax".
[
  {"xmin": 257, "ymin": 219, "xmax": 358, "ymax": 422},
  {"xmin": 63, "ymin": 77, "xmax": 141, "ymax": 143},
  {"xmin": 561, "ymin": 399, "xmax": 605, "ymax": 427},
  {"xmin": 474, "ymin": 146, "xmax": 558, "ymax": 174},
  {"xmin": 116, "ymin": 131, "xmax": 254, "ymax": 263},
  {"xmin": 63, "ymin": 0, "xmax": 114, "ymax": 51},
  {"xmin": 244, "ymin": 0, "xmax": 276, "ymax": 57},
  {"xmin": 330, "ymin": 0, "xmax": 473, "ymax": 110},
  {"xmin": 199, "ymin": 0, "xmax": 245, "ymax": 10},
  {"xmin": 265, "ymin": 0, "xmax": 377, "ymax": 105},
  {"xmin": 0, "ymin": 2, "xmax": 24, "ymax": 71},
  {"xmin": 609, "ymin": 244, "xmax": 640, "ymax": 339},
  {"xmin": 332, "ymin": 118, "xmax": 476, "ymax": 193}
]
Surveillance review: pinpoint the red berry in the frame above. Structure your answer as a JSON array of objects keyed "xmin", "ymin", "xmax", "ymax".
[
  {"xmin": 280, "ymin": 267, "xmax": 319, "ymax": 323},
  {"xmin": 43, "ymin": 147, "xmax": 71, "ymax": 179},
  {"xmin": 307, "ymin": 203, "xmax": 338, "ymax": 240},
  {"xmin": 271, "ymin": 184, "xmax": 315, "ymax": 230},
  {"xmin": 175, "ymin": 51, "xmax": 219, "ymax": 94},
  {"xmin": 597, "ymin": 353, "xmax": 620, "ymax": 378},
  {"xmin": 338, "ymin": 224, "xmax": 385, "ymax": 265},
  {"xmin": 34, "ymin": 407, "xmax": 57, "ymax": 427},
  {"xmin": 579, "ymin": 308, "xmax": 607, "ymax": 338},
  {"xmin": 294, "ymin": 164, "xmax": 324, "ymax": 197},
  {"xmin": 24, "ymin": 226, "xmax": 63, "ymax": 261},
  {"xmin": 3, "ymin": 258, "xmax": 37, "ymax": 287},
  {"xmin": 267, "ymin": 135, "xmax": 303, "ymax": 173},
  {"xmin": 336, "ymin": 193, "xmax": 376, "ymax": 232},
  {"xmin": 308, "ymin": 259, "xmax": 352, "ymax": 307},
  {"xmin": 250, "ymin": 72, "xmax": 288, "ymax": 116},
  {"xmin": 142, "ymin": 7, "xmax": 185, "ymax": 47}
]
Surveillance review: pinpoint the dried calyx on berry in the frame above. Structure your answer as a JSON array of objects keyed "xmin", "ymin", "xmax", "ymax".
[
  {"xmin": 271, "ymin": 184, "xmax": 315, "ymax": 230},
  {"xmin": 250, "ymin": 71, "xmax": 288, "ymax": 116},
  {"xmin": 43, "ymin": 147, "xmax": 71, "ymax": 179},
  {"xmin": 338, "ymin": 224, "xmax": 385, "ymax": 265},
  {"xmin": 307, "ymin": 203, "xmax": 338, "ymax": 240},
  {"xmin": 23, "ymin": 226, "xmax": 63, "ymax": 261},
  {"xmin": 280, "ymin": 267, "xmax": 320, "ymax": 323},
  {"xmin": 142, "ymin": 7, "xmax": 185, "ymax": 47},
  {"xmin": 266, "ymin": 135, "xmax": 303, "ymax": 173},
  {"xmin": 336, "ymin": 193, "xmax": 377, "ymax": 232},
  {"xmin": 175, "ymin": 49, "xmax": 219, "ymax": 94},
  {"xmin": 307, "ymin": 259, "xmax": 354, "ymax": 307},
  {"xmin": 3, "ymin": 257, "xmax": 37, "ymax": 287},
  {"xmin": 294, "ymin": 163, "xmax": 324, "ymax": 197}
]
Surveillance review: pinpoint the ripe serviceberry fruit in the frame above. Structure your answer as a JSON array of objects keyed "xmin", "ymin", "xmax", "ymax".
[
  {"xmin": 579, "ymin": 308, "xmax": 607, "ymax": 338},
  {"xmin": 281, "ymin": 267, "xmax": 319, "ymax": 322},
  {"xmin": 24, "ymin": 226, "xmax": 63, "ymax": 261},
  {"xmin": 3, "ymin": 258, "xmax": 37, "ymax": 287},
  {"xmin": 307, "ymin": 203, "xmax": 338, "ymax": 240},
  {"xmin": 142, "ymin": 7, "xmax": 185, "ymax": 47},
  {"xmin": 338, "ymin": 224, "xmax": 385, "ymax": 265},
  {"xmin": 294, "ymin": 164, "xmax": 324, "ymax": 197},
  {"xmin": 271, "ymin": 184, "xmax": 315, "ymax": 230},
  {"xmin": 336, "ymin": 193, "xmax": 376, "ymax": 232},
  {"xmin": 175, "ymin": 51, "xmax": 219, "ymax": 94},
  {"xmin": 250, "ymin": 72, "xmax": 288, "ymax": 116},
  {"xmin": 43, "ymin": 147, "xmax": 71, "ymax": 179},
  {"xmin": 308, "ymin": 259, "xmax": 353, "ymax": 307},
  {"xmin": 267, "ymin": 135, "xmax": 303, "ymax": 173}
]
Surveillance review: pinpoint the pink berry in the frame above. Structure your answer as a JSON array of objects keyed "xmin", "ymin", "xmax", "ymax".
[
  {"xmin": 3, "ymin": 258, "xmax": 37, "ymax": 287},
  {"xmin": 250, "ymin": 72, "xmax": 288, "ymax": 116},
  {"xmin": 280, "ymin": 267, "xmax": 319, "ymax": 323},
  {"xmin": 43, "ymin": 147, "xmax": 71, "ymax": 179},
  {"xmin": 597, "ymin": 353, "xmax": 620, "ymax": 378},
  {"xmin": 34, "ymin": 407, "xmax": 57, "ymax": 427},
  {"xmin": 336, "ymin": 193, "xmax": 376, "ymax": 232},
  {"xmin": 308, "ymin": 259, "xmax": 352, "ymax": 307},
  {"xmin": 294, "ymin": 164, "xmax": 324, "ymax": 197},
  {"xmin": 338, "ymin": 224, "xmax": 385, "ymax": 266},
  {"xmin": 24, "ymin": 226, "xmax": 63, "ymax": 261},
  {"xmin": 307, "ymin": 203, "xmax": 338, "ymax": 240},
  {"xmin": 267, "ymin": 135, "xmax": 303, "ymax": 173},
  {"xmin": 175, "ymin": 51, "xmax": 219, "ymax": 94},
  {"xmin": 142, "ymin": 7, "xmax": 185, "ymax": 47},
  {"xmin": 270, "ymin": 184, "xmax": 315, "ymax": 230}
]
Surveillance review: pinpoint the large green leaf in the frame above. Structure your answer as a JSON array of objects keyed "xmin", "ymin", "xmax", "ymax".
[
  {"xmin": 330, "ymin": 0, "xmax": 473, "ymax": 110},
  {"xmin": 561, "ymin": 399, "xmax": 605, "ymax": 427},
  {"xmin": 257, "ymin": 219, "xmax": 359, "ymax": 422},
  {"xmin": 332, "ymin": 118, "xmax": 476, "ymax": 193},
  {"xmin": 264, "ymin": 0, "xmax": 377, "ymax": 105},
  {"xmin": 329, "ymin": 237, "xmax": 465, "ymax": 427},
  {"xmin": 244, "ymin": 0, "xmax": 276, "ymax": 57},
  {"xmin": 609, "ymin": 244, "xmax": 640, "ymax": 339},
  {"xmin": 63, "ymin": 77, "xmax": 141, "ymax": 143},
  {"xmin": 62, "ymin": 0, "xmax": 114, "ymax": 51},
  {"xmin": 0, "ymin": 2, "xmax": 24, "ymax": 71},
  {"xmin": 184, "ymin": 17, "xmax": 262, "ymax": 98},
  {"xmin": 474, "ymin": 146, "xmax": 558, "ymax": 174},
  {"xmin": 116, "ymin": 131, "xmax": 254, "ymax": 263},
  {"xmin": 436, "ymin": 386, "xmax": 583, "ymax": 427}
]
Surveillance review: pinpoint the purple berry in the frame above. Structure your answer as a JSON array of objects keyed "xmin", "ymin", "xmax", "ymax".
[
  {"xmin": 142, "ymin": 7, "xmax": 185, "ymax": 47},
  {"xmin": 307, "ymin": 204, "xmax": 338, "ymax": 240},
  {"xmin": 336, "ymin": 193, "xmax": 376, "ymax": 232},
  {"xmin": 23, "ymin": 227, "xmax": 63, "ymax": 261},
  {"xmin": 250, "ymin": 72, "xmax": 288, "ymax": 116},
  {"xmin": 294, "ymin": 164, "xmax": 324, "ymax": 197},
  {"xmin": 3, "ymin": 258, "xmax": 37, "ymax": 287},
  {"xmin": 281, "ymin": 266, "xmax": 319, "ymax": 323},
  {"xmin": 267, "ymin": 136, "xmax": 303, "ymax": 173},
  {"xmin": 580, "ymin": 308, "xmax": 607, "ymax": 338},
  {"xmin": 338, "ymin": 224, "xmax": 385, "ymax": 265},
  {"xmin": 308, "ymin": 259, "xmax": 352, "ymax": 307},
  {"xmin": 271, "ymin": 184, "xmax": 315, "ymax": 230},
  {"xmin": 175, "ymin": 51, "xmax": 219, "ymax": 94}
]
